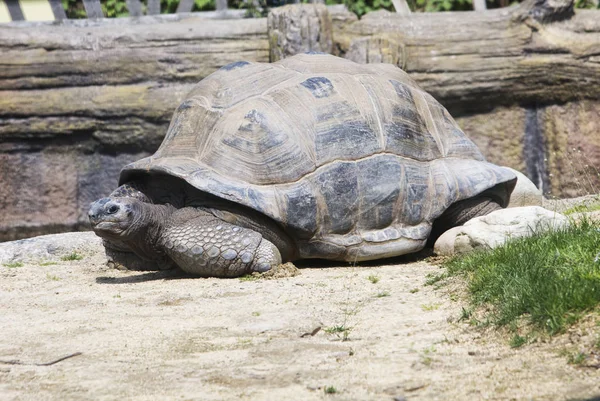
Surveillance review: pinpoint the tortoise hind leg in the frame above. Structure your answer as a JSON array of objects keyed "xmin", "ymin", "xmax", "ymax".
[{"xmin": 427, "ymin": 196, "xmax": 501, "ymax": 246}]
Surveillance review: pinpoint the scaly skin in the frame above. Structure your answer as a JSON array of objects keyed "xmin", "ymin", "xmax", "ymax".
[{"xmin": 161, "ymin": 207, "xmax": 281, "ymax": 277}]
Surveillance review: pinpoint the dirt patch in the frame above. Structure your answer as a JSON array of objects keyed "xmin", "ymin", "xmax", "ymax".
[{"xmin": 0, "ymin": 252, "xmax": 599, "ymax": 400}]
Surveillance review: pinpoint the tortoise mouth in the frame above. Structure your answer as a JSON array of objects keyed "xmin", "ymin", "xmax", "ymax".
[{"xmin": 91, "ymin": 221, "xmax": 126, "ymax": 235}]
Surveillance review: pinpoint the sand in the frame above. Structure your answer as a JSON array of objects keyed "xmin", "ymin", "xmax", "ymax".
[{"xmin": 1, "ymin": 238, "xmax": 598, "ymax": 400}]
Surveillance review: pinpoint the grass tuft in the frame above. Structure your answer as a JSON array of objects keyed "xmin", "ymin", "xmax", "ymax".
[
  {"xmin": 563, "ymin": 196, "xmax": 600, "ymax": 215},
  {"xmin": 324, "ymin": 386, "xmax": 337, "ymax": 394},
  {"xmin": 443, "ymin": 219, "xmax": 600, "ymax": 336},
  {"xmin": 61, "ymin": 252, "xmax": 83, "ymax": 261},
  {"xmin": 3, "ymin": 261, "xmax": 23, "ymax": 268},
  {"xmin": 46, "ymin": 273, "xmax": 60, "ymax": 281},
  {"xmin": 567, "ymin": 351, "xmax": 587, "ymax": 365},
  {"xmin": 421, "ymin": 303, "xmax": 441, "ymax": 311},
  {"xmin": 367, "ymin": 274, "xmax": 380, "ymax": 284},
  {"xmin": 324, "ymin": 325, "xmax": 352, "ymax": 341},
  {"xmin": 509, "ymin": 334, "xmax": 528, "ymax": 348}
]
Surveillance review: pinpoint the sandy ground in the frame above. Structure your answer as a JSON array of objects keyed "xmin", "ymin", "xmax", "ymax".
[{"xmin": 1, "ymin": 241, "xmax": 599, "ymax": 401}]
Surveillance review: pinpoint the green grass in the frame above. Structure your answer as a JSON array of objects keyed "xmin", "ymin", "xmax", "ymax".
[
  {"xmin": 375, "ymin": 291, "xmax": 391, "ymax": 298},
  {"xmin": 60, "ymin": 252, "xmax": 84, "ymax": 261},
  {"xmin": 323, "ymin": 386, "xmax": 337, "ymax": 394},
  {"xmin": 367, "ymin": 274, "xmax": 380, "ymax": 284},
  {"xmin": 3, "ymin": 261, "xmax": 23, "ymax": 268},
  {"xmin": 421, "ymin": 303, "xmax": 441, "ymax": 311},
  {"xmin": 324, "ymin": 325, "xmax": 352, "ymax": 341},
  {"xmin": 563, "ymin": 197, "xmax": 600, "ymax": 215},
  {"xmin": 509, "ymin": 334, "xmax": 528, "ymax": 348},
  {"xmin": 567, "ymin": 351, "xmax": 587, "ymax": 365},
  {"xmin": 442, "ymin": 219, "xmax": 600, "ymax": 336}
]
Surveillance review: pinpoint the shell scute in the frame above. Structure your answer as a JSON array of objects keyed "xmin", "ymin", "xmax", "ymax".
[
  {"xmin": 355, "ymin": 155, "xmax": 403, "ymax": 230},
  {"xmin": 312, "ymin": 162, "xmax": 359, "ymax": 236},
  {"xmin": 220, "ymin": 61, "xmax": 250, "ymax": 71},
  {"xmin": 300, "ymin": 76, "xmax": 335, "ymax": 98}
]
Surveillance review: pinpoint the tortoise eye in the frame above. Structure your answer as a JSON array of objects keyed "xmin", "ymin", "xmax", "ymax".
[{"xmin": 107, "ymin": 205, "xmax": 119, "ymax": 214}]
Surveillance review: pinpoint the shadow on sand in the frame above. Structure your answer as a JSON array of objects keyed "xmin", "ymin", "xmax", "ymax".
[{"xmin": 95, "ymin": 248, "xmax": 437, "ymax": 284}]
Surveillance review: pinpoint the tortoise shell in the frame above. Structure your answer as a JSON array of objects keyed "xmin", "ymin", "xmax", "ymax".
[{"xmin": 120, "ymin": 53, "xmax": 516, "ymax": 261}]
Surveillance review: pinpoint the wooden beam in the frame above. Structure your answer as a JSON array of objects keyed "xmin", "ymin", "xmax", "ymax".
[
  {"xmin": 5, "ymin": 0, "xmax": 24, "ymax": 21},
  {"xmin": 147, "ymin": 0, "xmax": 160, "ymax": 15},
  {"xmin": 473, "ymin": 0, "xmax": 487, "ymax": 11},
  {"xmin": 82, "ymin": 0, "xmax": 103, "ymax": 19},
  {"xmin": 391, "ymin": 0, "xmax": 411, "ymax": 15},
  {"xmin": 48, "ymin": 0, "xmax": 67, "ymax": 20},
  {"xmin": 216, "ymin": 0, "xmax": 228, "ymax": 11},
  {"xmin": 126, "ymin": 0, "xmax": 142, "ymax": 17},
  {"xmin": 177, "ymin": 0, "xmax": 196, "ymax": 13}
]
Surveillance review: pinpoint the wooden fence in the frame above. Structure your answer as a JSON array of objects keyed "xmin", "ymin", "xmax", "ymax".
[
  {"xmin": 2, "ymin": 0, "xmax": 496, "ymax": 22},
  {"xmin": 1, "ymin": 0, "xmax": 327, "ymax": 21},
  {"xmin": 3, "ymin": 0, "xmax": 230, "ymax": 20}
]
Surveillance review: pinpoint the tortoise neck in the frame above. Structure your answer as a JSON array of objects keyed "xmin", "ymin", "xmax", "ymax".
[{"xmin": 125, "ymin": 202, "xmax": 176, "ymax": 260}]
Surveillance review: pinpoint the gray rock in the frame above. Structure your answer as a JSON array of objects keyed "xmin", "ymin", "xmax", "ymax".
[
  {"xmin": 506, "ymin": 167, "xmax": 543, "ymax": 208},
  {"xmin": 543, "ymin": 194, "xmax": 600, "ymax": 213},
  {"xmin": 434, "ymin": 206, "xmax": 569, "ymax": 256},
  {"xmin": 569, "ymin": 210, "xmax": 600, "ymax": 224},
  {"xmin": 0, "ymin": 231, "xmax": 103, "ymax": 264}
]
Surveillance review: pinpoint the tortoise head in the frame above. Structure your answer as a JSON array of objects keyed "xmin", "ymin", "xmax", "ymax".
[{"xmin": 88, "ymin": 197, "xmax": 141, "ymax": 238}]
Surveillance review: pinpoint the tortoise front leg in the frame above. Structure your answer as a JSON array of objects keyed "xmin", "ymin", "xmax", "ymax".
[
  {"xmin": 103, "ymin": 240, "xmax": 172, "ymax": 271},
  {"xmin": 161, "ymin": 208, "xmax": 282, "ymax": 278}
]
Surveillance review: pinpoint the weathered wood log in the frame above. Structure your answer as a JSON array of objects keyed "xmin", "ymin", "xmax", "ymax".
[
  {"xmin": 268, "ymin": 4, "xmax": 333, "ymax": 62},
  {"xmin": 271, "ymin": 0, "xmax": 600, "ymax": 114},
  {"xmin": 0, "ymin": 83, "xmax": 192, "ymax": 149},
  {"xmin": 0, "ymin": 16, "xmax": 267, "ymax": 90}
]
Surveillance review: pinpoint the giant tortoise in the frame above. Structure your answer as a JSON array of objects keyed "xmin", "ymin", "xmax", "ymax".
[{"xmin": 88, "ymin": 53, "xmax": 516, "ymax": 277}]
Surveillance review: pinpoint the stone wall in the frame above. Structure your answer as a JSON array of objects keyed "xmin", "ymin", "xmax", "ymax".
[{"xmin": 456, "ymin": 101, "xmax": 600, "ymax": 198}]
